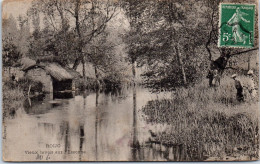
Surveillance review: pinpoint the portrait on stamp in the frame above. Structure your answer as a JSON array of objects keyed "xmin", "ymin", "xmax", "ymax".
[{"xmin": 2, "ymin": 0, "xmax": 259, "ymax": 162}]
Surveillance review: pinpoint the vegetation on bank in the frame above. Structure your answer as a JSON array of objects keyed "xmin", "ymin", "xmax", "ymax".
[
  {"xmin": 142, "ymin": 77, "xmax": 259, "ymax": 160},
  {"xmin": 3, "ymin": 77, "xmax": 42, "ymax": 119}
]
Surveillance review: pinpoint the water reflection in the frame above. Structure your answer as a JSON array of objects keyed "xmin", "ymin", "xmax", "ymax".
[
  {"xmin": 79, "ymin": 124, "xmax": 85, "ymax": 161},
  {"xmin": 4, "ymin": 87, "xmax": 174, "ymax": 161},
  {"xmin": 95, "ymin": 89, "xmax": 99, "ymax": 161},
  {"xmin": 23, "ymin": 94, "xmax": 53, "ymax": 114},
  {"xmin": 131, "ymin": 86, "xmax": 141, "ymax": 161},
  {"xmin": 63, "ymin": 122, "xmax": 70, "ymax": 154}
]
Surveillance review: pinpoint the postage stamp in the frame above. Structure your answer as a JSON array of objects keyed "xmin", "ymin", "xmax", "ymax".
[{"xmin": 218, "ymin": 3, "xmax": 255, "ymax": 48}]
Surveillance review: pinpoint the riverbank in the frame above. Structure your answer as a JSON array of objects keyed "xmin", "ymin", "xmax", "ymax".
[
  {"xmin": 2, "ymin": 76, "xmax": 127, "ymax": 118},
  {"xmin": 142, "ymin": 77, "xmax": 259, "ymax": 161}
]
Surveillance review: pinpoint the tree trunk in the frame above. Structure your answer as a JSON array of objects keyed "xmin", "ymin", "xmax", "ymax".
[
  {"xmin": 132, "ymin": 60, "xmax": 136, "ymax": 86},
  {"xmin": 82, "ymin": 59, "xmax": 86, "ymax": 90},
  {"xmin": 94, "ymin": 66, "xmax": 98, "ymax": 79},
  {"xmin": 74, "ymin": 0, "xmax": 86, "ymax": 88},
  {"xmin": 75, "ymin": 0, "xmax": 81, "ymax": 38},
  {"xmin": 168, "ymin": 2, "xmax": 187, "ymax": 85},
  {"xmin": 175, "ymin": 45, "xmax": 187, "ymax": 85},
  {"xmin": 94, "ymin": 66, "xmax": 100, "ymax": 89},
  {"xmin": 71, "ymin": 0, "xmax": 82, "ymax": 71}
]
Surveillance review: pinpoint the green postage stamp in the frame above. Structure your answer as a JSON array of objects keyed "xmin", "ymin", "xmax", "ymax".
[{"xmin": 218, "ymin": 3, "xmax": 255, "ymax": 48}]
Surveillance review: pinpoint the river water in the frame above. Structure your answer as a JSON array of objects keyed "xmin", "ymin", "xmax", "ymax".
[{"xmin": 3, "ymin": 87, "xmax": 179, "ymax": 161}]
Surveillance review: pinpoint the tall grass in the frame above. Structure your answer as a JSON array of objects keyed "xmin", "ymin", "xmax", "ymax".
[{"xmin": 142, "ymin": 76, "xmax": 259, "ymax": 161}]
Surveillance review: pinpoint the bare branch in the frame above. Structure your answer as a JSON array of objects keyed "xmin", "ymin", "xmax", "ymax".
[
  {"xmin": 49, "ymin": 15, "xmax": 58, "ymax": 31},
  {"xmin": 224, "ymin": 67, "xmax": 239, "ymax": 70},
  {"xmin": 85, "ymin": 4, "xmax": 118, "ymax": 43},
  {"xmin": 65, "ymin": 8, "xmax": 74, "ymax": 16},
  {"xmin": 230, "ymin": 47, "xmax": 259, "ymax": 56}
]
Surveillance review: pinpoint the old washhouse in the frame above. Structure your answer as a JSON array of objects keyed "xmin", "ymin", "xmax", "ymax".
[{"xmin": 21, "ymin": 58, "xmax": 81, "ymax": 93}]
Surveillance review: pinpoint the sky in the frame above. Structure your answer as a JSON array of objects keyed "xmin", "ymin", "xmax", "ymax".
[
  {"xmin": 2, "ymin": 0, "xmax": 31, "ymax": 19},
  {"xmin": 2, "ymin": 0, "xmax": 130, "ymax": 33}
]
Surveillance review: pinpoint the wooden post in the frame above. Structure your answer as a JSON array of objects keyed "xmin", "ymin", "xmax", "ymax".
[{"xmin": 28, "ymin": 84, "xmax": 31, "ymax": 97}]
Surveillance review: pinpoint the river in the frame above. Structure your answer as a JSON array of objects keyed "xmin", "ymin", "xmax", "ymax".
[{"xmin": 3, "ymin": 87, "xmax": 182, "ymax": 161}]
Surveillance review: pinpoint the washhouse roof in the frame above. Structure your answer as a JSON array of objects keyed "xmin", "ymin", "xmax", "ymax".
[
  {"xmin": 45, "ymin": 63, "xmax": 73, "ymax": 81},
  {"xmin": 21, "ymin": 58, "xmax": 81, "ymax": 81}
]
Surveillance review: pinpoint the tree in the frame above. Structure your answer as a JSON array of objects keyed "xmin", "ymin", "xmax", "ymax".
[
  {"xmin": 27, "ymin": 0, "xmax": 119, "ymax": 89},
  {"xmin": 3, "ymin": 41, "xmax": 22, "ymax": 69},
  {"xmin": 2, "ymin": 15, "xmax": 19, "ymax": 42},
  {"xmin": 121, "ymin": 0, "xmax": 150, "ymax": 83},
  {"xmin": 17, "ymin": 15, "xmax": 31, "ymax": 56},
  {"xmin": 2, "ymin": 15, "xmax": 22, "ymax": 70},
  {"xmin": 122, "ymin": 0, "xmax": 210, "ymax": 91}
]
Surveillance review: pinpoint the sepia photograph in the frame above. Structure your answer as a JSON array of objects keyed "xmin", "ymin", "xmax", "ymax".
[{"xmin": 2, "ymin": 0, "xmax": 259, "ymax": 161}]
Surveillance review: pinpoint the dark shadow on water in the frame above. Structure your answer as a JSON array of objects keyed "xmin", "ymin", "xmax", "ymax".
[
  {"xmin": 53, "ymin": 91, "xmax": 75, "ymax": 99},
  {"xmin": 79, "ymin": 124, "xmax": 85, "ymax": 161},
  {"xmin": 23, "ymin": 91, "xmax": 78, "ymax": 115},
  {"xmin": 61, "ymin": 121, "xmax": 70, "ymax": 154},
  {"xmin": 38, "ymin": 122, "xmax": 54, "ymax": 135}
]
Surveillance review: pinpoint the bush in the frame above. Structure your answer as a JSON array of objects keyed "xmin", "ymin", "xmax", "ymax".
[
  {"xmin": 3, "ymin": 83, "xmax": 24, "ymax": 119},
  {"xmin": 3, "ymin": 77, "xmax": 44, "ymax": 118}
]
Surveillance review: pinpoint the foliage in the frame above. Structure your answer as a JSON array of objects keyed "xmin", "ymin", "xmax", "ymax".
[
  {"xmin": 122, "ymin": 0, "xmax": 211, "ymax": 90},
  {"xmin": 2, "ymin": 41, "xmax": 22, "ymax": 68},
  {"xmin": 2, "ymin": 15, "xmax": 23, "ymax": 68}
]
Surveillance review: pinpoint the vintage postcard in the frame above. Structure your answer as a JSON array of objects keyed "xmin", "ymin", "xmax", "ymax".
[{"xmin": 2, "ymin": 0, "xmax": 259, "ymax": 162}]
